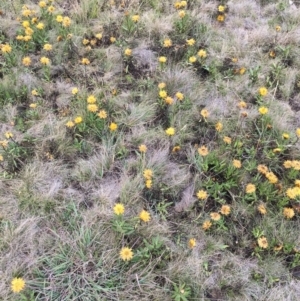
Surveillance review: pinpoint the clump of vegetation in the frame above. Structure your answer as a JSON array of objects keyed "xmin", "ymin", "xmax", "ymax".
[{"xmin": 1, "ymin": 0, "xmax": 300, "ymax": 300}]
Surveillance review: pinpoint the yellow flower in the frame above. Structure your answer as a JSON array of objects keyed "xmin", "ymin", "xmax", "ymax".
[
  {"xmin": 66, "ymin": 121, "xmax": 75, "ymax": 128},
  {"xmin": 22, "ymin": 21, "xmax": 30, "ymax": 28},
  {"xmin": 265, "ymin": 172, "xmax": 278, "ymax": 184},
  {"xmin": 159, "ymin": 56, "xmax": 167, "ymax": 63},
  {"xmin": 74, "ymin": 116, "xmax": 83, "ymax": 124},
  {"xmin": 22, "ymin": 9, "xmax": 32, "ymax": 17},
  {"xmin": 145, "ymin": 179, "xmax": 152, "ymax": 188},
  {"xmin": 138, "ymin": 144, "xmax": 147, "ymax": 153},
  {"xmin": 1, "ymin": 44, "xmax": 12, "ymax": 54},
  {"xmin": 163, "ymin": 38, "xmax": 172, "ymax": 48},
  {"xmin": 296, "ymin": 128, "xmax": 300, "ymax": 137},
  {"xmin": 110, "ymin": 37, "xmax": 116, "ymax": 43},
  {"xmin": 283, "ymin": 207, "xmax": 295, "ymax": 219},
  {"xmin": 47, "ymin": 5, "xmax": 55, "ymax": 13},
  {"xmin": 275, "ymin": 25, "xmax": 281, "ymax": 32},
  {"xmin": 124, "ymin": 48, "xmax": 132, "ymax": 56},
  {"xmin": 158, "ymin": 82, "xmax": 166, "ymax": 89},
  {"xmin": 200, "ymin": 109, "xmax": 209, "ymax": 118},
  {"xmin": 31, "ymin": 89, "xmax": 39, "ymax": 96},
  {"xmin": 239, "ymin": 67, "xmax": 246, "ymax": 74},
  {"xmin": 178, "ymin": 10, "xmax": 186, "ymax": 18},
  {"xmin": 109, "ymin": 122, "xmax": 118, "ymax": 131},
  {"xmin": 274, "ymin": 244, "xmax": 283, "ymax": 252},
  {"xmin": 223, "ymin": 136, "xmax": 232, "ymax": 144},
  {"xmin": 97, "ymin": 110, "xmax": 107, "ymax": 119},
  {"xmin": 90, "ymin": 39, "xmax": 97, "ymax": 46},
  {"xmin": 36, "ymin": 22, "xmax": 44, "ymax": 30},
  {"xmin": 257, "ymin": 164, "xmax": 268, "ymax": 174},
  {"xmin": 25, "ymin": 27, "xmax": 34, "ymax": 36},
  {"xmin": 257, "ymin": 236, "xmax": 268, "ymax": 249},
  {"xmin": 43, "ymin": 43, "xmax": 52, "ymax": 51},
  {"xmin": 175, "ymin": 92, "xmax": 184, "ymax": 101},
  {"xmin": 218, "ymin": 5, "xmax": 225, "ymax": 12},
  {"xmin": 62, "ymin": 16, "xmax": 71, "ymax": 27},
  {"xmin": 174, "ymin": 1, "xmax": 182, "ymax": 9},
  {"xmin": 165, "ymin": 127, "xmax": 175, "ymax": 136},
  {"xmin": 220, "ymin": 205, "xmax": 231, "ymax": 216},
  {"xmin": 82, "ymin": 39, "xmax": 89, "ymax": 45},
  {"xmin": 198, "ymin": 146, "xmax": 209, "ymax": 156},
  {"xmin": 186, "ymin": 38, "xmax": 195, "ymax": 46},
  {"xmin": 143, "ymin": 169, "xmax": 153, "ymax": 180},
  {"xmin": 286, "ymin": 188, "xmax": 297, "ymax": 199},
  {"xmin": 40, "ymin": 56, "xmax": 50, "ymax": 65},
  {"xmin": 295, "ymin": 179, "xmax": 300, "ymax": 187},
  {"xmin": 197, "ymin": 49, "xmax": 207, "ymax": 58},
  {"xmin": 120, "ymin": 247, "xmax": 133, "ymax": 261},
  {"xmin": 210, "ymin": 212, "xmax": 221, "ymax": 221},
  {"xmin": 159, "ymin": 90, "xmax": 168, "ymax": 98},
  {"xmin": 180, "ymin": 1, "xmax": 187, "ymax": 7},
  {"xmin": 95, "ymin": 33, "xmax": 102, "ymax": 40},
  {"xmin": 87, "ymin": 104, "xmax": 98, "ymax": 112},
  {"xmin": 165, "ymin": 96, "xmax": 174, "ymax": 105},
  {"xmin": 215, "ymin": 122, "xmax": 223, "ymax": 132},
  {"xmin": 0, "ymin": 140, "xmax": 8, "ymax": 148},
  {"xmin": 273, "ymin": 148, "xmax": 282, "ymax": 153},
  {"xmin": 114, "ymin": 203, "xmax": 125, "ymax": 215},
  {"xmin": 257, "ymin": 204, "xmax": 267, "ymax": 215},
  {"xmin": 197, "ymin": 189, "xmax": 208, "ymax": 200},
  {"xmin": 16, "ymin": 35, "xmax": 24, "ymax": 41},
  {"xmin": 81, "ymin": 58, "xmax": 90, "ymax": 65},
  {"xmin": 232, "ymin": 159, "xmax": 241, "ymax": 169},
  {"xmin": 188, "ymin": 238, "xmax": 196, "ymax": 249},
  {"xmin": 189, "ymin": 56, "xmax": 197, "ymax": 63},
  {"xmin": 23, "ymin": 35, "xmax": 32, "ymax": 41},
  {"xmin": 202, "ymin": 220, "xmax": 212, "ymax": 230},
  {"xmin": 22, "ymin": 56, "xmax": 31, "ymax": 67},
  {"xmin": 232, "ymin": 57, "xmax": 238, "ymax": 63},
  {"xmin": 258, "ymin": 106, "xmax": 268, "ymax": 115},
  {"xmin": 246, "ymin": 183, "xmax": 256, "ymax": 194},
  {"xmin": 259, "ymin": 87, "xmax": 268, "ymax": 96},
  {"xmin": 0, "ymin": 154, "xmax": 3, "ymax": 161},
  {"xmin": 39, "ymin": 1, "xmax": 47, "ymax": 8},
  {"xmin": 87, "ymin": 95, "xmax": 96, "ymax": 104},
  {"xmin": 269, "ymin": 50, "xmax": 276, "ymax": 58},
  {"xmin": 29, "ymin": 103, "xmax": 37, "ymax": 108},
  {"xmin": 139, "ymin": 210, "xmax": 151, "ymax": 222},
  {"xmin": 282, "ymin": 133, "xmax": 289, "ymax": 139},
  {"xmin": 238, "ymin": 101, "xmax": 247, "ymax": 109},
  {"xmin": 5, "ymin": 132, "xmax": 13, "ymax": 139},
  {"xmin": 11, "ymin": 277, "xmax": 25, "ymax": 293},
  {"xmin": 131, "ymin": 15, "xmax": 140, "ymax": 22},
  {"xmin": 56, "ymin": 15, "xmax": 63, "ymax": 23},
  {"xmin": 72, "ymin": 87, "xmax": 78, "ymax": 95},
  {"xmin": 217, "ymin": 14, "xmax": 225, "ymax": 22}
]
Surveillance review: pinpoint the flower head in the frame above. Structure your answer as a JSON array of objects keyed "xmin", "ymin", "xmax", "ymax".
[
  {"xmin": 246, "ymin": 183, "xmax": 256, "ymax": 194},
  {"xmin": 145, "ymin": 179, "xmax": 152, "ymax": 189},
  {"xmin": 131, "ymin": 15, "xmax": 140, "ymax": 22},
  {"xmin": 188, "ymin": 238, "xmax": 196, "ymax": 249},
  {"xmin": 114, "ymin": 203, "xmax": 125, "ymax": 215},
  {"xmin": 175, "ymin": 92, "xmax": 184, "ymax": 101},
  {"xmin": 97, "ymin": 110, "xmax": 107, "ymax": 119},
  {"xmin": 217, "ymin": 14, "xmax": 225, "ymax": 22},
  {"xmin": 1, "ymin": 44, "xmax": 12, "ymax": 54},
  {"xmin": 139, "ymin": 210, "xmax": 151, "ymax": 222},
  {"xmin": 165, "ymin": 127, "xmax": 175, "ymax": 136},
  {"xmin": 257, "ymin": 164, "xmax": 268, "ymax": 175},
  {"xmin": 74, "ymin": 116, "xmax": 83, "ymax": 124},
  {"xmin": 72, "ymin": 87, "xmax": 78, "ymax": 95},
  {"xmin": 259, "ymin": 87, "xmax": 268, "ymax": 96},
  {"xmin": 87, "ymin": 95, "xmax": 96, "ymax": 104},
  {"xmin": 22, "ymin": 56, "xmax": 31, "ymax": 67},
  {"xmin": 165, "ymin": 96, "xmax": 173, "ymax": 105},
  {"xmin": 163, "ymin": 38, "xmax": 172, "ymax": 48},
  {"xmin": 218, "ymin": 5, "xmax": 225, "ymax": 12},
  {"xmin": 43, "ymin": 43, "xmax": 52, "ymax": 51},
  {"xmin": 11, "ymin": 277, "xmax": 25, "ymax": 293},
  {"xmin": 198, "ymin": 146, "xmax": 209, "ymax": 156},
  {"xmin": 159, "ymin": 90, "xmax": 167, "ymax": 99},
  {"xmin": 5, "ymin": 132, "xmax": 13, "ymax": 139},
  {"xmin": 158, "ymin": 82, "xmax": 166, "ymax": 89},
  {"xmin": 40, "ymin": 56, "xmax": 50, "ymax": 65},
  {"xmin": 159, "ymin": 56, "xmax": 167, "ymax": 63},
  {"xmin": 36, "ymin": 22, "xmax": 44, "ymax": 30},
  {"xmin": 200, "ymin": 109, "xmax": 209, "ymax": 118},
  {"xmin": 220, "ymin": 205, "xmax": 231, "ymax": 216},
  {"xmin": 223, "ymin": 136, "xmax": 232, "ymax": 144},
  {"xmin": 210, "ymin": 212, "xmax": 221, "ymax": 221},
  {"xmin": 124, "ymin": 48, "xmax": 132, "ymax": 56},
  {"xmin": 95, "ymin": 33, "xmax": 102, "ymax": 40},
  {"xmin": 109, "ymin": 122, "xmax": 118, "ymax": 132},
  {"xmin": 87, "ymin": 104, "xmax": 98, "ymax": 112},
  {"xmin": 178, "ymin": 10, "xmax": 186, "ymax": 18},
  {"xmin": 232, "ymin": 159, "xmax": 241, "ymax": 169},
  {"xmin": 186, "ymin": 38, "xmax": 195, "ymax": 46},
  {"xmin": 283, "ymin": 207, "xmax": 295, "ymax": 219},
  {"xmin": 143, "ymin": 169, "xmax": 153, "ymax": 180},
  {"xmin": 66, "ymin": 121, "xmax": 75, "ymax": 128},
  {"xmin": 197, "ymin": 189, "xmax": 208, "ymax": 200},
  {"xmin": 259, "ymin": 106, "xmax": 268, "ymax": 115},
  {"xmin": 257, "ymin": 236, "xmax": 268, "ymax": 249},
  {"xmin": 296, "ymin": 128, "xmax": 300, "ymax": 137},
  {"xmin": 258, "ymin": 204, "xmax": 267, "ymax": 215},
  {"xmin": 56, "ymin": 15, "xmax": 63, "ymax": 22},
  {"xmin": 62, "ymin": 16, "xmax": 71, "ymax": 27},
  {"xmin": 39, "ymin": 1, "xmax": 47, "ymax": 8},
  {"xmin": 189, "ymin": 56, "xmax": 197, "ymax": 63},
  {"xmin": 81, "ymin": 58, "xmax": 90, "ymax": 65},
  {"xmin": 202, "ymin": 220, "xmax": 212, "ymax": 230},
  {"xmin": 197, "ymin": 49, "xmax": 207, "ymax": 58},
  {"xmin": 215, "ymin": 122, "xmax": 223, "ymax": 132},
  {"xmin": 120, "ymin": 247, "xmax": 133, "ymax": 261}
]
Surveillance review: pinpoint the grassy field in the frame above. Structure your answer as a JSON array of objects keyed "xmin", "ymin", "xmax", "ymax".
[{"xmin": 1, "ymin": 0, "xmax": 300, "ymax": 300}]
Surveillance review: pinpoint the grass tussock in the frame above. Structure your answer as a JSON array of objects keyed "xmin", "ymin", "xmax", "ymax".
[{"xmin": 1, "ymin": 0, "xmax": 300, "ymax": 300}]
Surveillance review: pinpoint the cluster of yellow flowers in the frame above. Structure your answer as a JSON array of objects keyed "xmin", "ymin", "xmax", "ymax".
[
  {"xmin": 143, "ymin": 169, "xmax": 153, "ymax": 189},
  {"xmin": 283, "ymin": 160, "xmax": 300, "ymax": 170},
  {"xmin": 158, "ymin": 82, "xmax": 184, "ymax": 105},
  {"xmin": 112, "ymin": 203, "xmax": 151, "ymax": 261}
]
